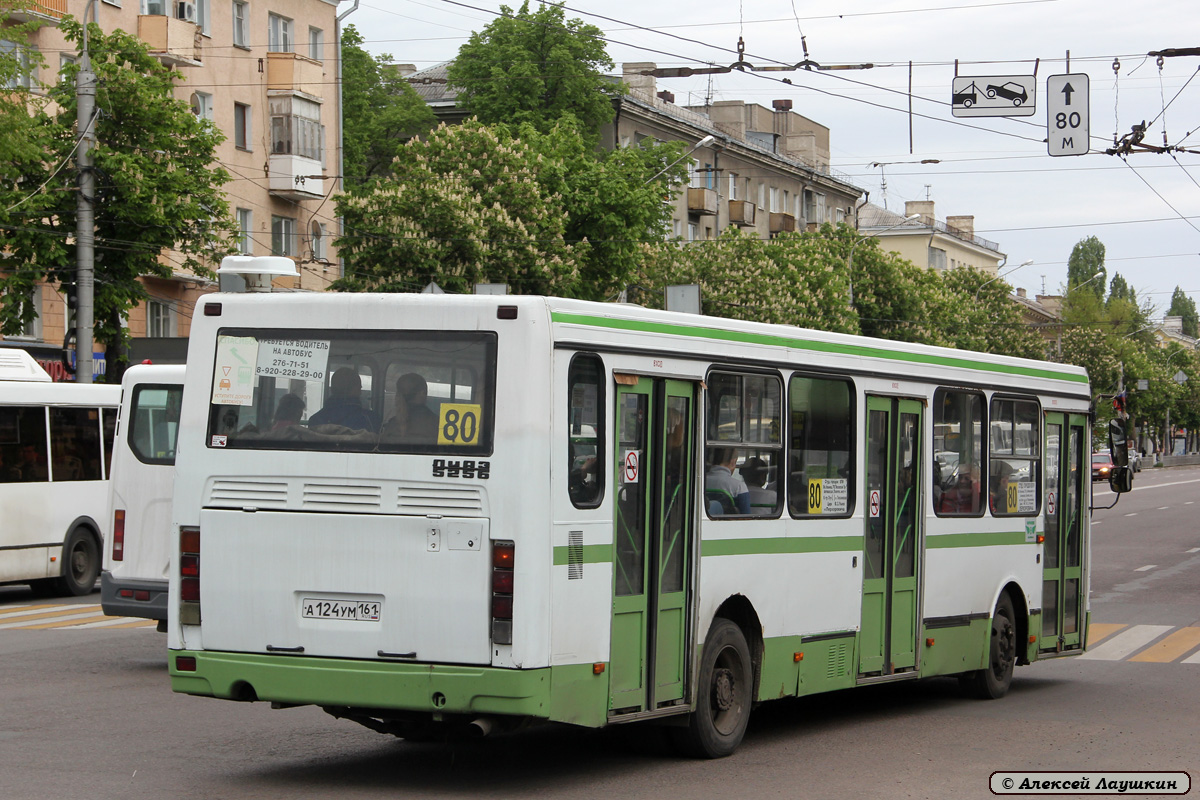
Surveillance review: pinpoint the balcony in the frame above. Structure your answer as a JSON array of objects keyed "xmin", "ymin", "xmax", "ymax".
[
  {"xmin": 686, "ymin": 187, "xmax": 717, "ymax": 216},
  {"xmin": 267, "ymin": 51, "xmax": 325, "ymax": 98},
  {"xmin": 768, "ymin": 212, "xmax": 796, "ymax": 234},
  {"xmin": 137, "ymin": 14, "xmax": 201, "ymax": 67},
  {"xmin": 269, "ymin": 154, "xmax": 324, "ymax": 200},
  {"xmin": 3, "ymin": 0, "xmax": 66, "ymax": 22},
  {"xmin": 728, "ymin": 200, "xmax": 756, "ymax": 227}
]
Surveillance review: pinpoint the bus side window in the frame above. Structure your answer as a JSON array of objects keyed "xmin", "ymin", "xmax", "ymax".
[{"xmin": 567, "ymin": 354, "xmax": 604, "ymax": 509}]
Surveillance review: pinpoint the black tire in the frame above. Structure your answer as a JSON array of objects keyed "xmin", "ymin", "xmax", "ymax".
[
  {"xmin": 672, "ymin": 618, "xmax": 752, "ymax": 758},
  {"xmin": 54, "ymin": 528, "xmax": 100, "ymax": 597},
  {"xmin": 960, "ymin": 593, "xmax": 1016, "ymax": 699}
]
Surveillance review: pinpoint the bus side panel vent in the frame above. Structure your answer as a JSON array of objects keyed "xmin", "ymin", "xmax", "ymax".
[
  {"xmin": 827, "ymin": 641, "xmax": 849, "ymax": 679},
  {"xmin": 567, "ymin": 531, "xmax": 584, "ymax": 580}
]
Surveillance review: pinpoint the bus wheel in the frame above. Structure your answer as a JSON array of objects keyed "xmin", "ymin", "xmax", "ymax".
[
  {"xmin": 672, "ymin": 618, "xmax": 752, "ymax": 758},
  {"xmin": 54, "ymin": 528, "xmax": 99, "ymax": 597},
  {"xmin": 960, "ymin": 593, "xmax": 1016, "ymax": 699}
]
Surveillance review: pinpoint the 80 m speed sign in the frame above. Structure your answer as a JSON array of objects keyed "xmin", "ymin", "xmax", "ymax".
[{"xmin": 1047, "ymin": 74, "xmax": 1089, "ymax": 157}]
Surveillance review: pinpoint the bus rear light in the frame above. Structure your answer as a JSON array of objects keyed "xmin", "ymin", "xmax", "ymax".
[
  {"xmin": 119, "ymin": 589, "xmax": 133, "ymax": 599},
  {"xmin": 112, "ymin": 510, "xmax": 126, "ymax": 561},
  {"xmin": 179, "ymin": 526, "xmax": 201, "ymax": 625},
  {"xmin": 491, "ymin": 540, "xmax": 514, "ymax": 645},
  {"xmin": 175, "ymin": 656, "xmax": 197, "ymax": 672}
]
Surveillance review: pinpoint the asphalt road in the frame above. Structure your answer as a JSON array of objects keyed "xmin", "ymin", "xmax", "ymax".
[{"xmin": 1, "ymin": 467, "xmax": 1197, "ymax": 799}]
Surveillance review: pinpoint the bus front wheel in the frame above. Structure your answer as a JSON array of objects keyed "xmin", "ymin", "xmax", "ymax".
[
  {"xmin": 672, "ymin": 618, "xmax": 752, "ymax": 758},
  {"xmin": 54, "ymin": 528, "xmax": 100, "ymax": 597},
  {"xmin": 961, "ymin": 593, "xmax": 1016, "ymax": 699}
]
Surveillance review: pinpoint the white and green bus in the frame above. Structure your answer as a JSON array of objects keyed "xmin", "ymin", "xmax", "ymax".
[{"xmin": 168, "ymin": 292, "xmax": 1117, "ymax": 757}]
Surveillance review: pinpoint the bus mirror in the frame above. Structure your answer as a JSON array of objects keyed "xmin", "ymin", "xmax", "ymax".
[
  {"xmin": 1109, "ymin": 465, "xmax": 1133, "ymax": 494},
  {"xmin": 1107, "ymin": 418, "xmax": 1129, "ymax": 468}
]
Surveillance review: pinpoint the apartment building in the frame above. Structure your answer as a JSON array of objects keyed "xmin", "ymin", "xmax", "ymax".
[
  {"xmin": 1, "ymin": 0, "xmax": 342, "ymax": 375},
  {"xmin": 857, "ymin": 201, "xmax": 1005, "ymax": 274}
]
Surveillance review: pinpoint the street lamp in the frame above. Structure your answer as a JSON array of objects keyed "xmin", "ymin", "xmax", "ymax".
[
  {"xmin": 1071, "ymin": 270, "xmax": 1105, "ymax": 293},
  {"xmin": 847, "ymin": 213, "xmax": 920, "ymax": 306},
  {"xmin": 974, "ymin": 259, "xmax": 1033, "ymax": 300},
  {"xmin": 645, "ymin": 134, "xmax": 716, "ymax": 184}
]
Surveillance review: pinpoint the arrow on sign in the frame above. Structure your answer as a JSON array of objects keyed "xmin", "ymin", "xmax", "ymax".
[{"xmin": 1060, "ymin": 82, "xmax": 1075, "ymax": 105}]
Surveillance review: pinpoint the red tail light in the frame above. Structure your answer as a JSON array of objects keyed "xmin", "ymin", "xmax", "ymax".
[
  {"xmin": 112, "ymin": 510, "xmax": 126, "ymax": 561},
  {"xmin": 179, "ymin": 526, "xmax": 201, "ymax": 625},
  {"xmin": 492, "ymin": 540, "xmax": 514, "ymax": 645}
]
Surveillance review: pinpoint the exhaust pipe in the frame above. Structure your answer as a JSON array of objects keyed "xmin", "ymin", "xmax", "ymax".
[{"xmin": 467, "ymin": 716, "xmax": 497, "ymax": 738}]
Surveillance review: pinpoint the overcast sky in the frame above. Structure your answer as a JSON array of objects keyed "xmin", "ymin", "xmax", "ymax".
[{"xmin": 342, "ymin": 0, "xmax": 1199, "ymax": 316}]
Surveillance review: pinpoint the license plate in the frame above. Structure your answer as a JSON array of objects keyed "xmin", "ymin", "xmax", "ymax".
[{"xmin": 301, "ymin": 598, "xmax": 381, "ymax": 622}]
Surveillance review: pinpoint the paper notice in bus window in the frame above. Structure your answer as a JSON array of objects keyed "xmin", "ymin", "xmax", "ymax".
[
  {"xmin": 255, "ymin": 339, "xmax": 330, "ymax": 382},
  {"xmin": 212, "ymin": 336, "xmax": 260, "ymax": 406},
  {"xmin": 808, "ymin": 478, "xmax": 848, "ymax": 514},
  {"xmin": 436, "ymin": 403, "xmax": 483, "ymax": 446},
  {"xmin": 1017, "ymin": 481, "xmax": 1037, "ymax": 513}
]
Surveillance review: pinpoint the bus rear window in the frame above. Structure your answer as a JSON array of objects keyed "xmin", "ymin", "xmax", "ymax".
[
  {"xmin": 206, "ymin": 329, "xmax": 496, "ymax": 455},
  {"xmin": 129, "ymin": 385, "xmax": 183, "ymax": 465}
]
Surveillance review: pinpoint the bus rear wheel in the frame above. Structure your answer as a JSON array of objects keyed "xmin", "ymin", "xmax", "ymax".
[
  {"xmin": 672, "ymin": 618, "xmax": 752, "ymax": 758},
  {"xmin": 54, "ymin": 528, "xmax": 99, "ymax": 597},
  {"xmin": 960, "ymin": 593, "xmax": 1016, "ymax": 699}
]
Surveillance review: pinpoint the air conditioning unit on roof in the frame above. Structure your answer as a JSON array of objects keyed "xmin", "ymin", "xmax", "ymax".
[{"xmin": 176, "ymin": 1, "xmax": 197, "ymax": 22}]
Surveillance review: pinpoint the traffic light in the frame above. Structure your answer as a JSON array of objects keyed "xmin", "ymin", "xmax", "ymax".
[{"xmin": 64, "ymin": 282, "xmax": 78, "ymax": 313}]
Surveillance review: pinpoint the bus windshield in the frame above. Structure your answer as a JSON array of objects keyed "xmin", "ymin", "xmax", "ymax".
[{"xmin": 205, "ymin": 328, "xmax": 496, "ymax": 455}]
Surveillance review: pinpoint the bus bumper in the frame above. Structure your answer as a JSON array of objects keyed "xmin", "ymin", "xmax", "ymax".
[
  {"xmin": 169, "ymin": 649, "xmax": 556, "ymax": 720},
  {"xmin": 100, "ymin": 572, "xmax": 168, "ymax": 621}
]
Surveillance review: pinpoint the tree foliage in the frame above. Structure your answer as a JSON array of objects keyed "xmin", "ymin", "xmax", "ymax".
[
  {"xmin": 1167, "ymin": 286, "xmax": 1199, "ymax": 338},
  {"xmin": 447, "ymin": 1, "xmax": 618, "ymax": 140},
  {"xmin": 333, "ymin": 118, "xmax": 687, "ymax": 299},
  {"xmin": 340, "ymin": 25, "xmax": 435, "ymax": 190},
  {"xmin": 1066, "ymin": 235, "xmax": 1106, "ymax": 299},
  {"xmin": 0, "ymin": 17, "xmax": 235, "ymax": 369}
]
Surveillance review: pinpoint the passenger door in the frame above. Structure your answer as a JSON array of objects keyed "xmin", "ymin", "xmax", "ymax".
[
  {"xmin": 860, "ymin": 396, "xmax": 922, "ymax": 677},
  {"xmin": 1041, "ymin": 412, "xmax": 1086, "ymax": 653},
  {"xmin": 609, "ymin": 377, "xmax": 696, "ymax": 714}
]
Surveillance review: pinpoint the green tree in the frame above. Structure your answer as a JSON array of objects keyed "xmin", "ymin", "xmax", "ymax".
[
  {"xmin": 938, "ymin": 266, "xmax": 1045, "ymax": 358},
  {"xmin": 1066, "ymin": 236, "xmax": 1106, "ymax": 299},
  {"xmin": 0, "ymin": 18, "xmax": 236, "ymax": 374},
  {"xmin": 1167, "ymin": 286, "xmax": 1199, "ymax": 338},
  {"xmin": 334, "ymin": 120, "xmax": 582, "ymax": 295},
  {"xmin": 447, "ymin": 1, "xmax": 618, "ymax": 140},
  {"xmin": 340, "ymin": 25, "xmax": 434, "ymax": 190}
]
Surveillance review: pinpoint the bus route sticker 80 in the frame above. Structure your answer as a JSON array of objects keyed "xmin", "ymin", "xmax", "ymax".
[
  {"xmin": 808, "ymin": 478, "xmax": 849, "ymax": 514},
  {"xmin": 437, "ymin": 403, "xmax": 483, "ymax": 446}
]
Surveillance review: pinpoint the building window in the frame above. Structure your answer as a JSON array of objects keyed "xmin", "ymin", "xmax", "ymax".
[
  {"xmin": 928, "ymin": 247, "xmax": 947, "ymax": 270},
  {"xmin": 232, "ymin": 0, "xmax": 249, "ymax": 48},
  {"xmin": 768, "ymin": 187, "xmax": 778, "ymax": 213},
  {"xmin": 269, "ymin": 95, "xmax": 324, "ymax": 162},
  {"xmin": 308, "ymin": 26, "xmax": 323, "ymax": 61},
  {"xmin": 758, "ymin": 183, "xmax": 765, "ymax": 210},
  {"xmin": 147, "ymin": 300, "xmax": 174, "ymax": 338},
  {"xmin": 236, "ymin": 208, "xmax": 253, "ymax": 254},
  {"xmin": 234, "ymin": 102, "xmax": 251, "ymax": 150},
  {"xmin": 271, "ymin": 215, "xmax": 297, "ymax": 256},
  {"xmin": 688, "ymin": 159, "xmax": 703, "ymax": 189},
  {"xmin": 8, "ymin": 285, "xmax": 42, "ymax": 341},
  {"xmin": 1, "ymin": 40, "xmax": 34, "ymax": 90},
  {"xmin": 727, "ymin": 173, "xmax": 738, "ymax": 201},
  {"xmin": 190, "ymin": 91, "xmax": 213, "ymax": 121},
  {"xmin": 196, "ymin": 0, "xmax": 210, "ymax": 34},
  {"xmin": 309, "ymin": 221, "xmax": 325, "ymax": 261},
  {"xmin": 268, "ymin": 13, "xmax": 293, "ymax": 53}
]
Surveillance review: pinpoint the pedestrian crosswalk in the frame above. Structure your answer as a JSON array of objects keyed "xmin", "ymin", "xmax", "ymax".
[
  {"xmin": 1081, "ymin": 623, "xmax": 1200, "ymax": 664},
  {"xmin": 0, "ymin": 603, "xmax": 158, "ymax": 631}
]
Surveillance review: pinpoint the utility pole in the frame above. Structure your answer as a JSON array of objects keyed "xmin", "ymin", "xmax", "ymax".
[{"xmin": 75, "ymin": 1, "xmax": 97, "ymax": 383}]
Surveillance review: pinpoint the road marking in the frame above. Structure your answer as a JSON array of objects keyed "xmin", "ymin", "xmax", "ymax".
[
  {"xmin": 1124, "ymin": 513, "xmax": 1138, "ymax": 517},
  {"xmin": 1130, "ymin": 627, "xmax": 1200, "ymax": 663},
  {"xmin": 1158, "ymin": 506, "xmax": 1171, "ymax": 510},
  {"xmin": 1079, "ymin": 624, "xmax": 1172, "ymax": 660},
  {"xmin": 1134, "ymin": 564, "xmax": 1157, "ymax": 572},
  {"xmin": 0, "ymin": 603, "xmax": 156, "ymax": 630},
  {"xmin": 1182, "ymin": 649, "xmax": 1200, "ymax": 665},
  {"xmin": 1086, "ymin": 623, "xmax": 1127, "ymax": 646},
  {"xmin": 1188, "ymin": 501, "xmax": 1196, "ymax": 505},
  {"xmin": 1188, "ymin": 547, "xmax": 1200, "ymax": 554}
]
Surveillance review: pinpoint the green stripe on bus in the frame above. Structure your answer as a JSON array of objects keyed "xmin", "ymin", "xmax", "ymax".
[
  {"xmin": 701, "ymin": 536, "xmax": 863, "ymax": 557},
  {"xmin": 552, "ymin": 544, "xmax": 612, "ymax": 566},
  {"xmin": 926, "ymin": 531, "xmax": 1030, "ymax": 548},
  {"xmin": 551, "ymin": 312, "xmax": 1088, "ymax": 384}
]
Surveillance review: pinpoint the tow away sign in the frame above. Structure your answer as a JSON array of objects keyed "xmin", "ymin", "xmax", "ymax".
[{"xmin": 952, "ymin": 75, "xmax": 1036, "ymax": 117}]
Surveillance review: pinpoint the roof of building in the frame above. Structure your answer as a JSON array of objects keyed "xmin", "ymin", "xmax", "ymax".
[{"xmin": 858, "ymin": 202, "xmax": 1001, "ymax": 253}]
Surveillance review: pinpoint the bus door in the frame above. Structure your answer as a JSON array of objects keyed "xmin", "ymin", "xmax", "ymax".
[
  {"xmin": 1041, "ymin": 412, "xmax": 1086, "ymax": 653},
  {"xmin": 609, "ymin": 376, "xmax": 696, "ymax": 715},
  {"xmin": 860, "ymin": 396, "xmax": 922, "ymax": 677}
]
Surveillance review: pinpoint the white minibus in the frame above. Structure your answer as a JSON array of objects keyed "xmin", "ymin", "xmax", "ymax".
[{"xmin": 100, "ymin": 364, "xmax": 185, "ymax": 626}]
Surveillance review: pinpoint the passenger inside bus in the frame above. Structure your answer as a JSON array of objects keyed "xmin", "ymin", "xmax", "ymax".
[
  {"xmin": 380, "ymin": 373, "xmax": 438, "ymax": 444},
  {"xmin": 270, "ymin": 393, "xmax": 306, "ymax": 433},
  {"xmin": 705, "ymin": 447, "xmax": 751, "ymax": 516},
  {"xmin": 739, "ymin": 456, "xmax": 776, "ymax": 515},
  {"xmin": 18, "ymin": 442, "xmax": 47, "ymax": 482},
  {"xmin": 309, "ymin": 367, "xmax": 380, "ymax": 433}
]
